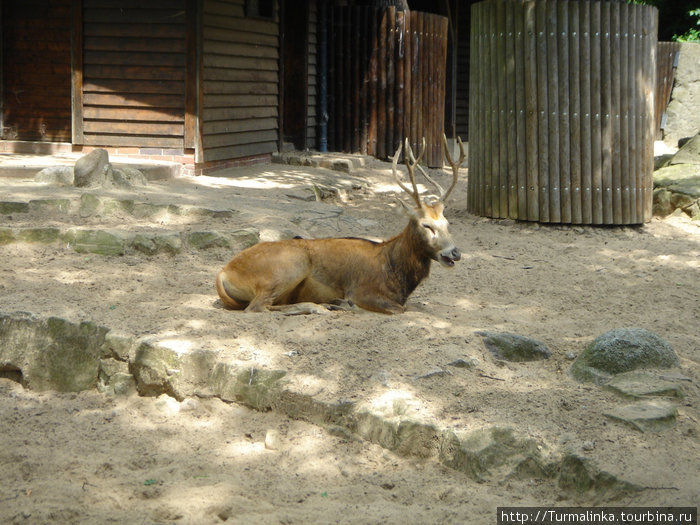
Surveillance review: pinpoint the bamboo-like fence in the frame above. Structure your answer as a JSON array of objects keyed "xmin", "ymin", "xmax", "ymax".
[
  {"xmin": 326, "ymin": 7, "xmax": 448, "ymax": 167},
  {"xmin": 468, "ymin": 0, "xmax": 658, "ymax": 224},
  {"xmin": 655, "ymin": 41, "xmax": 681, "ymax": 138}
]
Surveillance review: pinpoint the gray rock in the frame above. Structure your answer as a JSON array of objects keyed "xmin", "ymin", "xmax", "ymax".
[
  {"xmin": 569, "ymin": 328, "xmax": 679, "ymax": 384},
  {"xmin": 604, "ymin": 370, "xmax": 684, "ymax": 399},
  {"xmin": 62, "ymin": 229, "xmax": 127, "ymax": 256},
  {"xmin": 668, "ymin": 132, "xmax": 700, "ymax": 166},
  {"xmin": 604, "ymin": 400, "xmax": 678, "ymax": 432},
  {"xmin": 558, "ymin": 453, "xmax": 642, "ymax": 496},
  {"xmin": 447, "ymin": 357, "xmax": 479, "ymax": 369},
  {"xmin": 476, "ymin": 331, "xmax": 551, "ymax": 362},
  {"xmin": 35, "ymin": 165, "xmax": 74, "ymax": 186},
  {"xmin": 74, "ymin": 149, "xmax": 110, "ymax": 187},
  {"xmin": 664, "ymin": 43, "xmax": 700, "ymax": 149},
  {"xmin": 110, "ymin": 166, "xmax": 148, "ymax": 188},
  {"xmin": 0, "ymin": 201, "xmax": 29, "ymax": 214},
  {"xmin": 186, "ymin": 231, "xmax": 232, "ymax": 250},
  {"xmin": 79, "ymin": 193, "xmax": 103, "ymax": 217}
]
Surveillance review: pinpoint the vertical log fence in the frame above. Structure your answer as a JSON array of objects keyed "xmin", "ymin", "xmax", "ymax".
[
  {"xmin": 326, "ymin": 7, "xmax": 448, "ymax": 167},
  {"xmin": 468, "ymin": 0, "xmax": 658, "ymax": 225}
]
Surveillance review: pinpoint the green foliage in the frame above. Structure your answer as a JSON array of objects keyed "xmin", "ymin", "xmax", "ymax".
[
  {"xmin": 675, "ymin": 8, "xmax": 700, "ymax": 42},
  {"xmin": 628, "ymin": 0, "xmax": 700, "ymax": 42}
]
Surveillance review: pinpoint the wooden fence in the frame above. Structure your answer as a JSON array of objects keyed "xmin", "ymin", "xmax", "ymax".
[
  {"xmin": 468, "ymin": 0, "xmax": 658, "ymax": 225},
  {"xmin": 326, "ymin": 7, "xmax": 448, "ymax": 167}
]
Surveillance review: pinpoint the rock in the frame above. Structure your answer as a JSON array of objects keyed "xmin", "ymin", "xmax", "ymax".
[
  {"xmin": 414, "ymin": 368, "xmax": 450, "ymax": 380},
  {"xmin": 569, "ymin": 328, "xmax": 679, "ymax": 385},
  {"xmin": 604, "ymin": 400, "xmax": 678, "ymax": 432},
  {"xmin": 16, "ymin": 228, "xmax": 61, "ymax": 244},
  {"xmin": 664, "ymin": 43, "xmax": 700, "ymax": 149},
  {"xmin": 604, "ymin": 370, "xmax": 684, "ymax": 399},
  {"xmin": 558, "ymin": 453, "xmax": 642, "ymax": 496},
  {"xmin": 652, "ymin": 188, "xmax": 674, "ymax": 217},
  {"xmin": 110, "ymin": 166, "xmax": 148, "ymax": 188},
  {"xmin": 0, "ymin": 228, "xmax": 15, "ymax": 245},
  {"xmin": 74, "ymin": 149, "xmax": 110, "ymax": 187},
  {"xmin": 0, "ymin": 312, "xmax": 109, "ymax": 392},
  {"xmin": 440, "ymin": 426, "xmax": 551, "ymax": 482},
  {"xmin": 97, "ymin": 358, "xmax": 136, "ymax": 396},
  {"xmin": 186, "ymin": 231, "xmax": 232, "ymax": 250},
  {"xmin": 154, "ymin": 393, "xmax": 181, "ymax": 415},
  {"xmin": 28, "ymin": 199, "xmax": 70, "ymax": 214},
  {"xmin": 0, "ymin": 201, "xmax": 29, "ymax": 214},
  {"xmin": 447, "ymin": 357, "xmax": 479, "ymax": 369},
  {"xmin": 79, "ymin": 193, "xmax": 103, "ymax": 217},
  {"xmin": 668, "ymin": 132, "xmax": 700, "ymax": 166},
  {"xmin": 476, "ymin": 331, "xmax": 551, "ymax": 362},
  {"xmin": 62, "ymin": 229, "xmax": 126, "ymax": 256},
  {"xmin": 35, "ymin": 165, "xmax": 74, "ymax": 186}
]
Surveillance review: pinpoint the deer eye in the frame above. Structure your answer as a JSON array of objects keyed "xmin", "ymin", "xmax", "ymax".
[{"xmin": 422, "ymin": 223, "xmax": 436, "ymax": 236}]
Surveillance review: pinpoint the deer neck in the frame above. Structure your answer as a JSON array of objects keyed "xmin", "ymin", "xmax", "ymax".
[{"xmin": 383, "ymin": 219, "xmax": 433, "ymax": 301}]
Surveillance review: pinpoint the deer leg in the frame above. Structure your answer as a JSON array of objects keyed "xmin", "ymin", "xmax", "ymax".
[{"xmin": 349, "ymin": 294, "xmax": 405, "ymax": 315}]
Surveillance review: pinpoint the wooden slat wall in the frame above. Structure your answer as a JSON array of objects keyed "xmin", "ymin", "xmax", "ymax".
[
  {"xmin": 455, "ymin": 1, "xmax": 470, "ymax": 139},
  {"xmin": 326, "ymin": 7, "xmax": 448, "ymax": 167},
  {"xmin": 305, "ymin": 1, "xmax": 318, "ymax": 150},
  {"xmin": 469, "ymin": 0, "xmax": 657, "ymax": 225},
  {"xmin": 81, "ymin": 1, "xmax": 187, "ymax": 148},
  {"xmin": 201, "ymin": 0, "xmax": 279, "ymax": 162},
  {"xmin": 1, "ymin": 0, "xmax": 72, "ymax": 142},
  {"xmin": 655, "ymin": 41, "xmax": 680, "ymax": 139}
]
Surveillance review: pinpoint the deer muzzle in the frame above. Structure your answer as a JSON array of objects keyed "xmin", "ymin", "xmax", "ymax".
[{"xmin": 438, "ymin": 246, "xmax": 461, "ymax": 267}]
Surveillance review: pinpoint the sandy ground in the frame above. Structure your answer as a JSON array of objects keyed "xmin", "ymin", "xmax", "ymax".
[{"xmin": 0, "ymin": 159, "xmax": 699, "ymax": 524}]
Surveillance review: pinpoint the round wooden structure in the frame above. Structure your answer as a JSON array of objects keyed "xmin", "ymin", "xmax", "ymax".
[{"xmin": 468, "ymin": 0, "xmax": 658, "ymax": 224}]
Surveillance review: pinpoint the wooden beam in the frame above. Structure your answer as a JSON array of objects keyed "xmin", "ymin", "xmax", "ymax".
[{"xmin": 71, "ymin": 0, "xmax": 84, "ymax": 144}]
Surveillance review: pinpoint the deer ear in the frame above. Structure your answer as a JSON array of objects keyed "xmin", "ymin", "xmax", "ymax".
[{"xmin": 395, "ymin": 197, "xmax": 419, "ymax": 217}]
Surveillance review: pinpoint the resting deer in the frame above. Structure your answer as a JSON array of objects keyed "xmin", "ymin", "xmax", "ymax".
[{"xmin": 216, "ymin": 134, "xmax": 465, "ymax": 314}]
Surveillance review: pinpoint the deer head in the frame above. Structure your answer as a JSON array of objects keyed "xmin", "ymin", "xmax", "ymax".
[{"xmin": 391, "ymin": 136, "xmax": 464, "ymax": 267}]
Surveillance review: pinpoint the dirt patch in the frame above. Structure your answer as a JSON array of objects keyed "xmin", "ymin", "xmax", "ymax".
[{"xmin": 1, "ymin": 160, "xmax": 698, "ymax": 523}]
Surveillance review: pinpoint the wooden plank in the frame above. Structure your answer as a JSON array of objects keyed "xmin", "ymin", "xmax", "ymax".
[
  {"xmin": 468, "ymin": 2, "xmax": 481, "ymax": 214},
  {"xmin": 85, "ymin": 64, "xmax": 185, "ymax": 81},
  {"xmin": 360, "ymin": 7, "xmax": 370, "ymax": 154},
  {"xmin": 203, "ymin": 41, "xmax": 278, "ymax": 59},
  {"xmin": 620, "ymin": 2, "xmax": 631, "ymax": 224},
  {"xmin": 557, "ymin": 0, "xmax": 571, "ymax": 224},
  {"xmin": 202, "ymin": 118, "xmax": 277, "ymax": 135},
  {"xmin": 85, "ymin": 36, "xmax": 186, "ymax": 53},
  {"xmin": 395, "ymin": 10, "xmax": 405, "ymax": 157},
  {"xmin": 83, "ymin": 121, "xmax": 184, "ymax": 135},
  {"xmin": 514, "ymin": 0, "xmax": 527, "ymax": 220},
  {"xmin": 568, "ymin": 1, "xmax": 582, "ymax": 224},
  {"xmin": 629, "ymin": 6, "xmax": 639, "ymax": 224},
  {"xmin": 386, "ymin": 7, "xmax": 396, "ymax": 159},
  {"xmin": 84, "ymin": 51, "xmax": 186, "ymax": 67},
  {"xmin": 83, "ymin": 92, "xmax": 184, "ymax": 107},
  {"xmin": 202, "ymin": 129, "xmax": 278, "ymax": 148},
  {"xmin": 202, "ymin": 81, "xmax": 277, "ymax": 95},
  {"xmin": 202, "ymin": 106, "xmax": 277, "ymax": 121},
  {"xmin": 546, "ymin": 0, "xmax": 560, "ymax": 223},
  {"xmin": 83, "ymin": 135, "xmax": 184, "ymax": 148},
  {"xmin": 203, "ymin": 141, "xmax": 278, "ymax": 162},
  {"xmin": 535, "ymin": 0, "xmax": 549, "ymax": 222},
  {"xmin": 83, "ymin": 106, "xmax": 184, "ymax": 122},
  {"xmin": 524, "ymin": 0, "xmax": 538, "ymax": 221},
  {"xmin": 486, "ymin": 2, "xmax": 497, "ymax": 217},
  {"xmin": 202, "ymin": 15, "xmax": 277, "ymax": 36},
  {"xmin": 72, "ymin": 0, "xmax": 84, "ymax": 144},
  {"xmin": 352, "ymin": 7, "xmax": 360, "ymax": 153},
  {"xmin": 610, "ymin": 2, "xmax": 622, "ymax": 224},
  {"xmin": 377, "ymin": 8, "xmax": 387, "ymax": 159},
  {"xmin": 496, "ymin": 0, "xmax": 508, "ymax": 217},
  {"xmin": 343, "ymin": 5, "xmax": 352, "ymax": 153},
  {"xmin": 579, "ymin": 0, "xmax": 592, "ymax": 224},
  {"xmin": 600, "ymin": 1, "xmax": 613, "ymax": 224},
  {"xmin": 504, "ymin": 0, "xmax": 517, "ymax": 218},
  {"xmin": 203, "ymin": 94, "xmax": 277, "ymax": 108},
  {"xmin": 643, "ymin": 7, "xmax": 658, "ymax": 222},
  {"xmin": 84, "ymin": 79, "xmax": 184, "ymax": 95}
]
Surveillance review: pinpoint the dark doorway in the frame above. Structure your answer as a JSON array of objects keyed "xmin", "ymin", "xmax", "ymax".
[{"xmin": 281, "ymin": 0, "xmax": 309, "ymax": 150}]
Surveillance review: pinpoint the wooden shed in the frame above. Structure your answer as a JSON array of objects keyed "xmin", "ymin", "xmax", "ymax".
[
  {"xmin": 0, "ymin": 0, "xmax": 464, "ymax": 174},
  {"xmin": 1, "ymin": 0, "xmax": 285, "ymax": 174}
]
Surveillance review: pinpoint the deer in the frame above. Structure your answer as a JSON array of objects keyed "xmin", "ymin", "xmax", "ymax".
[{"xmin": 215, "ymin": 134, "xmax": 466, "ymax": 314}]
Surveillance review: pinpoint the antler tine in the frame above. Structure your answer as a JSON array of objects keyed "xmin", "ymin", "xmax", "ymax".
[
  {"xmin": 440, "ymin": 133, "xmax": 465, "ymax": 202},
  {"xmin": 391, "ymin": 141, "xmax": 421, "ymax": 208}
]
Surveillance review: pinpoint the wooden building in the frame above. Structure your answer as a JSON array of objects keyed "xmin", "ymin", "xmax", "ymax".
[{"xmin": 0, "ymin": 0, "xmax": 464, "ymax": 174}]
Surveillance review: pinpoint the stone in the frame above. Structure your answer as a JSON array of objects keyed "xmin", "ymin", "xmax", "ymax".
[
  {"xmin": 74, "ymin": 148, "xmax": 110, "ymax": 187},
  {"xmin": 569, "ymin": 328, "xmax": 679, "ymax": 385},
  {"xmin": 265, "ymin": 429, "xmax": 281, "ymax": 450},
  {"xmin": 131, "ymin": 234, "xmax": 158, "ymax": 255},
  {"xmin": 16, "ymin": 228, "xmax": 61, "ymax": 244},
  {"xmin": 558, "ymin": 453, "xmax": 642, "ymax": 496},
  {"xmin": 28, "ymin": 199, "xmax": 70, "ymax": 214},
  {"xmin": 0, "ymin": 228, "xmax": 15, "ymax": 245},
  {"xmin": 664, "ymin": 43, "xmax": 700, "ymax": 149},
  {"xmin": 652, "ymin": 188, "xmax": 674, "ymax": 217},
  {"xmin": 604, "ymin": 400, "xmax": 678, "ymax": 432},
  {"xmin": 440, "ymin": 426, "xmax": 550, "ymax": 482},
  {"xmin": 97, "ymin": 358, "xmax": 136, "ymax": 396},
  {"xmin": 668, "ymin": 132, "xmax": 700, "ymax": 166},
  {"xmin": 79, "ymin": 193, "xmax": 104, "ymax": 218},
  {"xmin": 62, "ymin": 229, "xmax": 127, "ymax": 256},
  {"xmin": 604, "ymin": 371, "xmax": 684, "ymax": 399},
  {"xmin": 447, "ymin": 357, "xmax": 479, "ymax": 369},
  {"xmin": 109, "ymin": 166, "xmax": 148, "ymax": 188},
  {"xmin": 34, "ymin": 165, "xmax": 74, "ymax": 186},
  {"xmin": 186, "ymin": 231, "xmax": 232, "ymax": 250},
  {"xmin": 0, "ymin": 312, "xmax": 109, "ymax": 392},
  {"xmin": 476, "ymin": 331, "xmax": 551, "ymax": 362},
  {"xmin": 0, "ymin": 201, "xmax": 29, "ymax": 214}
]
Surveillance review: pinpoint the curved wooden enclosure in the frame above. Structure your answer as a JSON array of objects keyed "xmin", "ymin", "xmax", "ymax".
[
  {"xmin": 325, "ymin": 7, "xmax": 448, "ymax": 167},
  {"xmin": 468, "ymin": 0, "xmax": 658, "ymax": 224}
]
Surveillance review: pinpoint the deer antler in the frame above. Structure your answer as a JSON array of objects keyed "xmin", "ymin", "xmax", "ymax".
[
  {"xmin": 391, "ymin": 138, "xmax": 426, "ymax": 208},
  {"xmin": 413, "ymin": 134, "xmax": 464, "ymax": 203}
]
